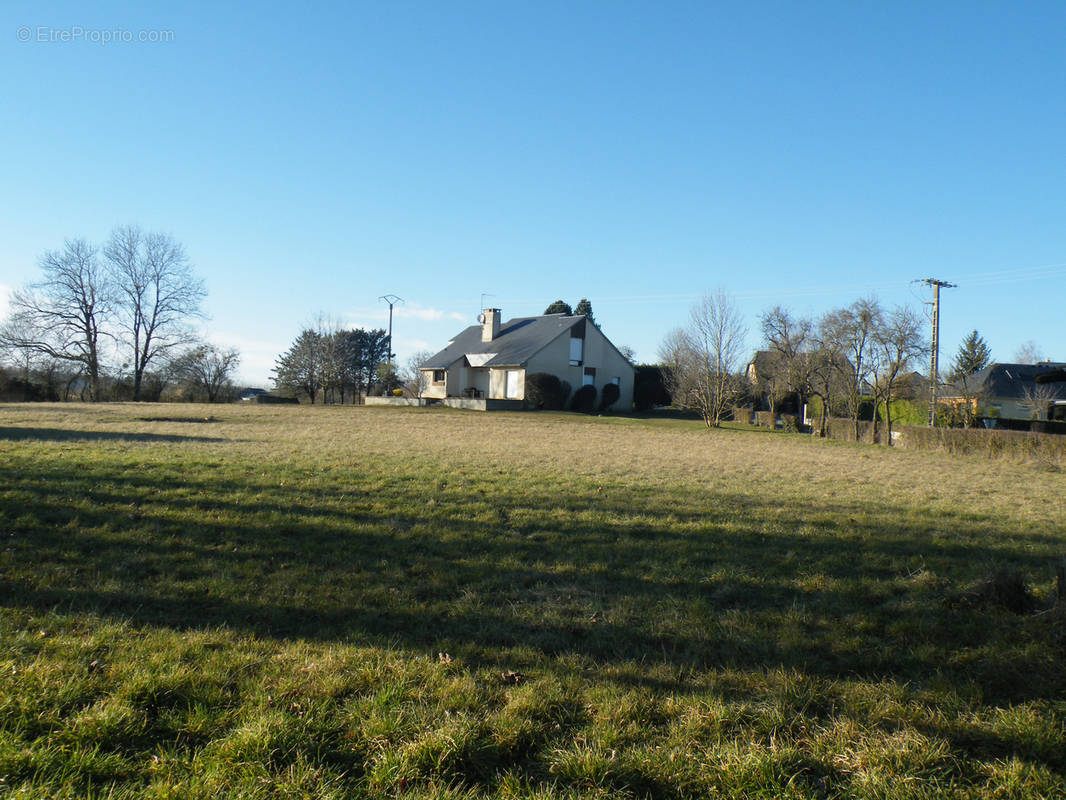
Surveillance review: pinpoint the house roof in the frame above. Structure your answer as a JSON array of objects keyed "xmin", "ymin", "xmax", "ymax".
[
  {"xmin": 943, "ymin": 363, "xmax": 1066, "ymax": 400},
  {"xmin": 421, "ymin": 314, "xmax": 586, "ymax": 369}
]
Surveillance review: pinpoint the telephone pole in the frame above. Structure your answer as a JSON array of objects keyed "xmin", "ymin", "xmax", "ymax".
[
  {"xmin": 378, "ymin": 294, "xmax": 403, "ymax": 367},
  {"xmin": 921, "ymin": 278, "xmax": 956, "ymax": 426}
]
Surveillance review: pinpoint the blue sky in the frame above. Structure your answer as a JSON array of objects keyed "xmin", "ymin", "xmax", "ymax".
[{"xmin": 2, "ymin": 1, "xmax": 1064, "ymax": 385}]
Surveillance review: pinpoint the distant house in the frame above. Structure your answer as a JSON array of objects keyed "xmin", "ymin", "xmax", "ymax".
[
  {"xmin": 940, "ymin": 362, "xmax": 1066, "ymax": 423},
  {"xmin": 420, "ymin": 308, "xmax": 634, "ymax": 410},
  {"xmin": 238, "ymin": 388, "xmax": 268, "ymax": 402},
  {"xmin": 745, "ymin": 351, "xmax": 787, "ymax": 387},
  {"xmin": 745, "ymin": 350, "xmax": 872, "ymax": 411}
]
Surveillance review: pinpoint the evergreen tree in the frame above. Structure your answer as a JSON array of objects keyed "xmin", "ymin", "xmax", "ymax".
[
  {"xmin": 272, "ymin": 329, "xmax": 323, "ymax": 403},
  {"xmin": 574, "ymin": 298, "xmax": 594, "ymax": 323},
  {"xmin": 543, "ymin": 299, "xmax": 572, "ymax": 315},
  {"xmin": 950, "ymin": 330, "xmax": 991, "ymax": 379}
]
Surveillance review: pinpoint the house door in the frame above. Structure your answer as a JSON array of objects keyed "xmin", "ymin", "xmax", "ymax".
[{"xmin": 505, "ymin": 370, "xmax": 521, "ymax": 399}]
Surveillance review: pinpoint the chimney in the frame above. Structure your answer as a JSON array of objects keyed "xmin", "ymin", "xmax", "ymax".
[{"xmin": 481, "ymin": 308, "xmax": 501, "ymax": 342}]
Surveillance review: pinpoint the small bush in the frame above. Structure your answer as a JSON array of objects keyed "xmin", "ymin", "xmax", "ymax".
[
  {"xmin": 570, "ymin": 384, "xmax": 597, "ymax": 413},
  {"xmin": 599, "ymin": 382, "xmax": 621, "ymax": 412},
  {"xmin": 391, "ymin": 388, "xmax": 404, "ymax": 397},
  {"xmin": 780, "ymin": 413, "xmax": 800, "ymax": 432},
  {"xmin": 525, "ymin": 373, "xmax": 565, "ymax": 410},
  {"xmin": 824, "ymin": 417, "xmax": 876, "ymax": 443},
  {"xmin": 732, "ymin": 406, "xmax": 753, "ymax": 424},
  {"xmin": 754, "ymin": 411, "xmax": 775, "ymax": 428}
]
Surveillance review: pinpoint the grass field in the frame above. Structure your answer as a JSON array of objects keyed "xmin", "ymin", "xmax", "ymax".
[{"xmin": 1, "ymin": 403, "xmax": 1064, "ymax": 799}]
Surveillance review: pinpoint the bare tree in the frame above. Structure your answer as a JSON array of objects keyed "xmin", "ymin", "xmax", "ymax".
[
  {"xmin": 1020, "ymin": 381, "xmax": 1057, "ymax": 421},
  {"xmin": 404, "ymin": 350, "xmax": 433, "ymax": 398},
  {"xmin": 820, "ymin": 297, "xmax": 882, "ymax": 440},
  {"xmin": 872, "ymin": 305, "xmax": 927, "ymax": 444},
  {"xmin": 105, "ymin": 226, "xmax": 206, "ymax": 401},
  {"xmin": 1014, "ymin": 340, "xmax": 1044, "ymax": 365},
  {"xmin": 173, "ymin": 344, "xmax": 240, "ymax": 402},
  {"xmin": 1, "ymin": 239, "xmax": 111, "ymax": 400},
  {"xmin": 657, "ymin": 327, "xmax": 697, "ymax": 409},
  {"xmin": 760, "ymin": 305, "xmax": 814, "ymax": 417},
  {"xmin": 686, "ymin": 290, "xmax": 747, "ymax": 427}
]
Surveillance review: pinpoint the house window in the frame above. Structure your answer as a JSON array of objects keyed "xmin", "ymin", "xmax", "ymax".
[
  {"xmin": 610, "ymin": 376, "xmax": 621, "ymax": 385},
  {"xmin": 582, "ymin": 367, "xmax": 596, "ymax": 387},
  {"xmin": 432, "ymin": 370, "xmax": 446, "ymax": 384},
  {"xmin": 569, "ymin": 337, "xmax": 583, "ymax": 366}
]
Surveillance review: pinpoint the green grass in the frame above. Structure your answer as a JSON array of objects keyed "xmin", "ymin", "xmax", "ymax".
[{"xmin": 1, "ymin": 403, "xmax": 1064, "ymax": 798}]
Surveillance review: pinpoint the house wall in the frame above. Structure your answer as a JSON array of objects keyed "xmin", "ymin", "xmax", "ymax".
[
  {"xmin": 421, "ymin": 369, "xmax": 445, "ymax": 399},
  {"xmin": 421, "ymin": 361, "xmax": 468, "ymax": 399},
  {"xmin": 983, "ymin": 397, "xmax": 1046, "ymax": 422},
  {"xmin": 488, "ymin": 367, "xmax": 524, "ymax": 400},
  {"xmin": 525, "ymin": 323, "xmax": 634, "ymax": 409}
]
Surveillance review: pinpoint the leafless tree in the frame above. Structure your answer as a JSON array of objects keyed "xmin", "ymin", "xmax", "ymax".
[
  {"xmin": 760, "ymin": 305, "xmax": 814, "ymax": 417},
  {"xmin": 686, "ymin": 290, "xmax": 747, "ymax": 427},
  {"xmin": 1014, "ymin": 340, "xmax": 1044, "ymax": 365},
  {"xmin": 820, "ymin": 297, "xmax": 882, "ymax": 440},
  {"xmin": 1020, "ymin": 381, "xmax": 1058, "ymax": 421},
  {"xmin": 105, "ymin": 226, "xmax": 206, "ymax": 401},
  {"xmin": 1, "ymin": 239, "xmax": 111, "ymax": 400},
  {"xmin": 173, "ymin": 344, "xmax": 241, "ymax": 403},
  {"xmin": 872, "ymin": 305, "xmax": 927, "ymax": 444},
  {"xmin": 404, "ymin": 350, "xmax": 433, "ymax": 398},
  {"xmin": 657, "ymin": 327, "xmax": 697, "ymax": 409}
]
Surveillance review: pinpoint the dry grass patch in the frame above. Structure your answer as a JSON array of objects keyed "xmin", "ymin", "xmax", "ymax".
[{"xmin": 0, "ymin": 402, "xmax": 1064, "ymax": 798}]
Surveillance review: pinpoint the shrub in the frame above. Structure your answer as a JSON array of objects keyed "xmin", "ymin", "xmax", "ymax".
[
  {"xmin": 780, "ymin": 413, "xmax": 800, "ymax": 432},
  {"xmin": 754, "ymin": 411, "xmax": 775, "ymax": 428},
  {"xmin": 391, "ymin": 388, "xmax": 404, "ymax": 397},
  {"xmin": 525, "ymin": 373, "xmax": 565, "ymax": 410},
  {"xmin": 732, "ymin": 406, "xmax": 753, "ymax": 424},
  {"xmin": 824, "ymin": 417, "xmax": 876, "ymax": 443},
  {"xmin": 560, "ymin": 381, "xmax": 572, "ymax": 408},
  {"xmin": 599, "ymin": 382, "xmax": 621, "ymax": 411},
  {"xmin": 880, "ymin": 399, "xmax": 926, "ymax": 427},
  {"xmin": 570, "ymin": 384, "xmax": 597, "ymax": 413}
]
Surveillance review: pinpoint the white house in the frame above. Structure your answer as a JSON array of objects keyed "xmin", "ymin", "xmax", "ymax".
[{"xmin": 420, "ymin": 308, "xmax": 634, "ymax": 410}]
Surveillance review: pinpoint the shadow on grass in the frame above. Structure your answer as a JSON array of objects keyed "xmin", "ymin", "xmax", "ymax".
[
  {"xmin": 5, "ymin": 453, "xmax": 1065, "ymax": 775},
  {"xmin": 0, "ymin": 426, "xmax": 230, "ymax": 444}
]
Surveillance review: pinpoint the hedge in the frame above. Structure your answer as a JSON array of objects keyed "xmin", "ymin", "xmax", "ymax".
[
  {"xmin": 599, "ymin": 382, "xmax": 621, "ymax": 412},
  {"xmin": 525, "ymin": 373, "xmax": 566, "ymax": 410},
  {"xmin": 570, "ymin": 384, "xmax": 597, "ymax": 413},
  {"xmin": 819, "ymin": 416, "xmax": 1066, "ymax": 465}
]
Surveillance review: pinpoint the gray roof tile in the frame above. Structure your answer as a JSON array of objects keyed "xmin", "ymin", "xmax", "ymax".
[{"xmin": 421, "ymin": 314, "xmax": 585, "ymax": 369}]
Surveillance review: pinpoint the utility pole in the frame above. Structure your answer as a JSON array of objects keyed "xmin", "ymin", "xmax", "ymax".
[
  {"xmin": 378, "ymin": 294, "xmax": 403, "ymax": 367},
  {"xmin": 921, "ymin": 278, "xmax": 956, "ymax": 426}
]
